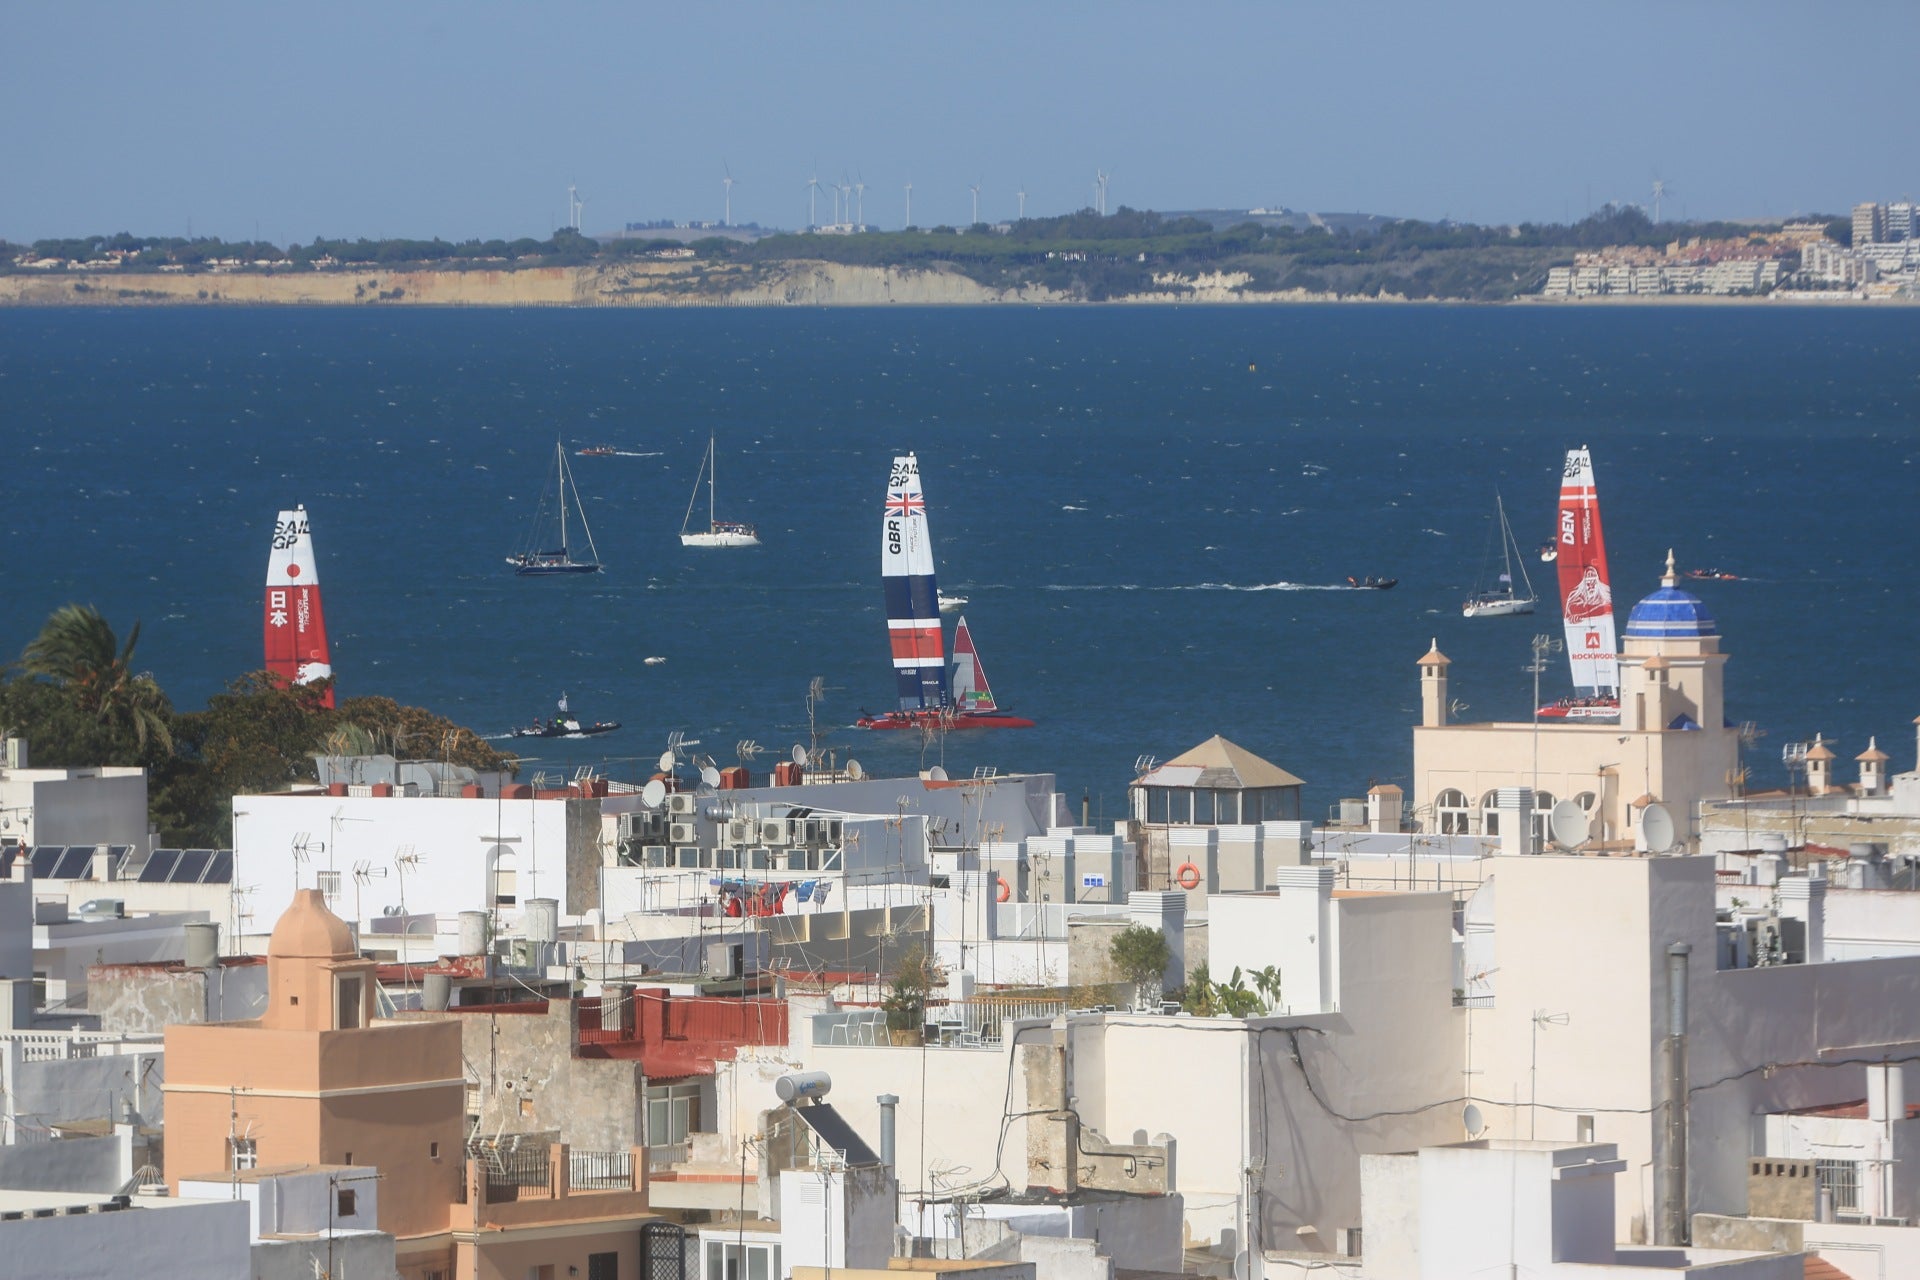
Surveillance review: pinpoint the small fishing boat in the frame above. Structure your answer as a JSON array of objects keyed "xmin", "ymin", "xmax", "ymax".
[
  {"xmin": 1462, "ymin": 493, "xmax": 1537, "ymax": 618},
  {"xmin": 680, "ymin": 435, "xmax": 760, "ymax": 548},
  {"xmin": 510, "ymin": 694, "xmax": 620, "ymax": 739},
  {"xmin": 577, "ymin": 444, "xmax": 617, "ymax": 457},
  {"xmin": 507, "ymin": 441, "xmax": 603, "ymax": 575},
  {"xmin": 1684, "ymin": 568, "xmax": 1740, "ymax": 582},
  {"xmin": 1348, "ymin": 575, "xmax": 1398, "ymax": 590},
  {"xmin": 938, "ymin": 593, "xmax": 968, "ymax": 613}
]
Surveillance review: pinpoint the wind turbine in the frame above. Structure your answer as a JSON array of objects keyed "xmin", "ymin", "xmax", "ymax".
[
  {"xmin": 904, "ymin": 179, "xmax": 913, "ymax": 229},
  {"xmin": 854, "ymin": 174, "xmax": 865, "ymax": 227},
  {"xmin": 1017, "ymin": 184, "xmax": 1027, "ymax": 219},
  {"xmin": 722, "ymin": 162, "xmax": 735, "ymax": 227},
  {"xmin": 567, "ymin": 183, "xmax": 584, "ymax": 232},
  {"xmin": 969, "ymin": 180, "xmax": 981, "ymax": 226},
  {"xmin": 1094, "ymin": 169, "xmax": 1111, "ymax": 216},
  {"xmin": 1650, "ymin": 177, "xmax": 1670, "ymax": 224},
  {"xmin": 806, "ymin": 173, "xmax": 821, "ymax": 228}
]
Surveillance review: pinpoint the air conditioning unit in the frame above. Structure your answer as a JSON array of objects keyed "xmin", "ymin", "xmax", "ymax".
[
  {"xmin": 667, "ymin": 793, "xmax": 697, "ymax": 815},
  {"xmin": 643, "ymin": 844, "xmax": 669, "ymax": 867},
  {"xmin": 618, "ymin": 813, "xmax": 642, "ymax": 839},
  {"xmin": 821, "ymin": 819, "xmax": 844, "ymax": 844},
  {"xmin": 797, "ymin": 819, "xmax": 820, "ymax": 845},
  {"xmin": 727, "ymin": 819, "xmax": 755, "ymax": 846},
  {"xmin": 760, "ymin": 819, "xmax": 790, "ymax": 846},
  {"xmin": 669, "ymin": 822, "xmax": 698, "ymax": 845}
]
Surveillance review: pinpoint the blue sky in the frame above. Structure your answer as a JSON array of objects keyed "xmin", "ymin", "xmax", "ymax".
[{"xmin": 4, "ymin": 1, "xmax": 1915, "ymax": 244}]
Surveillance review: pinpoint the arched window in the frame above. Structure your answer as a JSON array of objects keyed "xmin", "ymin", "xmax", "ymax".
[
  {"xmin": 1480, "ymin": 790, "xmax": 1503, "ymax": 836},
  {"xmin": 1574, "ymin": 791, "xmax": 1597, "ymax": 815},
  {"xmin": 1532, "ymin": 791, "xmax": 1556, "ymax": 846},
  {"xmin": 486, "ymin": 843, "xmax": 517, "ymax": 908},
  {"xmin": 1436, "ymin": 789, "xmax": 1471, "ymax": 835}
]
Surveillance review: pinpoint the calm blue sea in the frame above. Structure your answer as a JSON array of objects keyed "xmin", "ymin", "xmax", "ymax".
[{"xmin": 1, "ymin": 304, "xmax": 1916, "ymax": 818}]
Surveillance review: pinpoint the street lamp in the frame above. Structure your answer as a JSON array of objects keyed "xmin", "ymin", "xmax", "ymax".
[
  {"xmin": 1526, "ymin": 635, "xmax": 1564, "ymax": 847},
  {"xmin": 1530, "ymin": 1008, "xmax": 1570, "ymax": 1138}
]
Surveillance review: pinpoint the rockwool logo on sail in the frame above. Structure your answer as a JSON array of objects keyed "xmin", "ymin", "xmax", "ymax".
[{"xmin": 1555, "ymin": 448, "xmax": 1620, "ymax": 696}]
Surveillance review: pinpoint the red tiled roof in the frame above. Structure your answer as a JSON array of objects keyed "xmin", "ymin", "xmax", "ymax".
[{"xmin": 1806, "ymin": 1255, "xmax": 1856, "ymax": 1280}]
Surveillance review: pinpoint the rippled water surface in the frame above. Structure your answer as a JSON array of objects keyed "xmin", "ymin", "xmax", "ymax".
[{"xmin": 2, "ymin": 304, "xmax": 1915, "ymax": 813}]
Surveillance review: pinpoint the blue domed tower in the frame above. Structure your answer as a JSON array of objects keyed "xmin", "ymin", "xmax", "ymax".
[{"xmin": 1619, "ymin": 551, "xmax": 1727, "ymax": 737}]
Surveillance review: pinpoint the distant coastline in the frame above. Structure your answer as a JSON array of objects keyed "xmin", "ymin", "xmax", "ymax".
[{"xmin": 0, "ymin": 261, "xmax": 1909, "ymax": 308}]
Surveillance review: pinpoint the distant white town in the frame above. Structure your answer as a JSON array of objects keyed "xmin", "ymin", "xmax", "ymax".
[{"xmin": 1544, "ymin": 198, "xmax": 1920, "ymax": 299}]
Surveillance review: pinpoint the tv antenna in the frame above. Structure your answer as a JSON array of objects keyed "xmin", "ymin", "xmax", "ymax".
[
  {"xmin": 735, "ymin": 739, "xmax": 764, "ymax": 762},
  {"xmin": 1132, "ymin": 754, "xmax": 1158, "ymax": 776}
]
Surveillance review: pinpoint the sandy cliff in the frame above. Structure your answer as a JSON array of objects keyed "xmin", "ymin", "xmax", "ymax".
[{"xmin": 0, "ymin": 261, "xmax": 1075, "ymax": 307}]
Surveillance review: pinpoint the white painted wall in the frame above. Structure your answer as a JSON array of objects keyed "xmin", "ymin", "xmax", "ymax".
[
  {"xmin": 0, "ymin": 1194, "xmax": 250, "ymax": 1280},
  {"xmin": 231, "ymin": 790, "xmax": 576, "ymax": 935},
  {"xmin": 181, "ymin": 1165, "xmax": 380, "ymax": 1241},
  {"xmin": 0, "ymin": 767, "xmax": 151, "ymax": 853}
]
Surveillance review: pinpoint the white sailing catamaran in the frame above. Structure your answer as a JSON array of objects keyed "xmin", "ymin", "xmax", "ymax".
[{"xmin": 679, "ymin": 436, "xmax": 759, "ymax": 548}]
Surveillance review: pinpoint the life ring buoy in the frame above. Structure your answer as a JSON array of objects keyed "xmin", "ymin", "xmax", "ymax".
[
  {"xmin": 1175, "ymin": 862, "xmax": 1202, "ymax": 890},
  {"xmin": 996, "ymin": 876, "xmax": 1011, "ymax": 904}
]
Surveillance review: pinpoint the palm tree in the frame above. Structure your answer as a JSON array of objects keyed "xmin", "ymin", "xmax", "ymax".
[{"xmin": 20, "ymin": 604, "xmax": 173, "ymax": 755}]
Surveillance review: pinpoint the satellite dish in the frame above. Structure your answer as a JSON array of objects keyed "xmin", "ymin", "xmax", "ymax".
[
  {"xmin": 1462, "ymin": 1103, "xmax": 1485, "ymax": 1138},
  {"xmin": 846, "ymin": 758, "xmax": 864, "ymax": 781},
  {"xmin": 657, "ymin": 749, "xmax": 677, "ymax": 774},
  {"xmin": 1640, "ymin": 803, "xmax": 1676, "ymax": 855},
  {"xmin": 927, "ymin": 765, "xmax": 948, "ymax": 782},
  {"xmin": 1548, "ymin": 800, "xmax": 1590, "ymax": 852},
  {"xmin": 700, "ymin": 765, "xmax": 722, "ymax": 789},
  {"xmin": 640, "ymin": 779, "xmax": 666, "ymax": 809},
  {"xmin": 791, "ymin": 743, "xmax": 809, "ymax": 766}
]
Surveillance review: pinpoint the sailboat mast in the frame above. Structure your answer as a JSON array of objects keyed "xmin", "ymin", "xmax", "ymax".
[
  {"xmin": 708, "ymin": 436, "xmax": 716, "ymax": 530},
  {"xmin": 556, "ymin": 442, "xmax": 569, "ymax": 554},
  {"xmin": 1497, "ymin": 494, "xmax": 1514, "ymax": 585}
]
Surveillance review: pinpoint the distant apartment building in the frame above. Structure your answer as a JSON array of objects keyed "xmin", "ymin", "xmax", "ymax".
[
  {"xmin": 1853, "ymin": 201, "xmax": 1885, "ymax": 246},
  {"xmin": 1887, "ymin": 201, "xmax": 1916, "ymax": 242},
  {"xmin": 1801, "ymin": 240, "xmax": 1878, "ymax": 286}
]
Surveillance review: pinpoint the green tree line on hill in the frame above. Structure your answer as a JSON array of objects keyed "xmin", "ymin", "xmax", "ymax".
[
  {"xmin": 7, "ymin": 204, "xmax": 1830, "ymax": 301},
  {"xmin": 0, "ymin": 605, "xmax": 514, "ymax": 847}
]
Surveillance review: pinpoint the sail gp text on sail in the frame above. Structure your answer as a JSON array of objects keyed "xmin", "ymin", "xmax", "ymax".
[
  {"xmin": 264, "ymin": 505, "xmax": 334, "ymax": 707},
  {"xmin": 1555, "ymin": 448, "xmax": 1620, "ymax": 697}
]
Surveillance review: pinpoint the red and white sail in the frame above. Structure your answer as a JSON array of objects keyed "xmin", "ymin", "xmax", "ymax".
[
  {"xmin": 264, "ymin": 505, "xmax": 334, "ymax": 706},
  {"xmin": 950, "ymin": 616, "xmax": 999, "ymax": 713},
  {"xmin": 1554, "ymin": 448, "xmax": 1619, "ymax": 696},
  {"xmin": 881, "ymin": 454, "xmax": 950, "ymax": 712}
]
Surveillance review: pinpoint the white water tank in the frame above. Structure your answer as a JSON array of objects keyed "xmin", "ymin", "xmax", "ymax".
[
  {"xmin": 458, "ymin": 910, "xmax": 489, "ymax": 957},
  {"xmin": 183, "ymin": 921, "xmax": 219, "ymax": 969},
  {"xmin": 775, "ymin": 1071, "xmax": 833, "ymax": 1104},
  {"xmin": 525, "ymin": 898, "xmax": 558, "ymax": 944},
  {"xmin": 422, "ymin": 971, "xmax": 453, "ymax": 1012}
]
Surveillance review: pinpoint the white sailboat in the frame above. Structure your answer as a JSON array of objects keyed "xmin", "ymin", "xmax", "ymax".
[
  {"xmin": 507, "ymin": 441, "xmax": 603, "ymax": 575},
  {"xmin": 679, "ymin": 436, "xmax": 759, "ymax": 548},
  {"xmin": 1461, "ymin": 493, "xmax": 1536, "ymax": 617}
]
